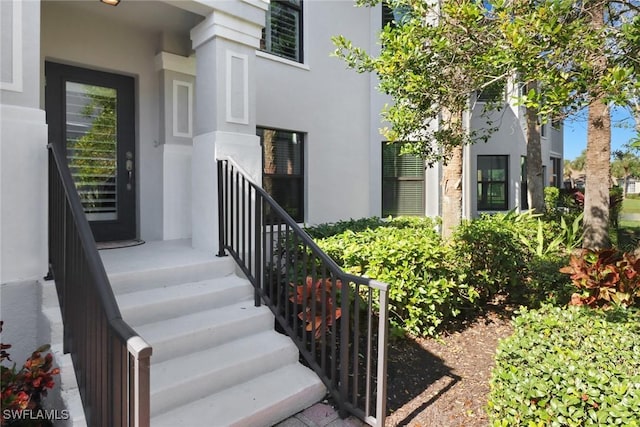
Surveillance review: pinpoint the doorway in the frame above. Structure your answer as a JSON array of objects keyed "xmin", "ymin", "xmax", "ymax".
[{"xmin": 46, "ymin": 62, "xmax": 136, "ymax": 242}]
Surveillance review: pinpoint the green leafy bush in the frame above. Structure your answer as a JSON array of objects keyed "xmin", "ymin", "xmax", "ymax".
[
  {"xmin": 544, "ymin": 186, "xmax": 560, "ymax": 211},
  {"xmin": 513, "ymin": 255, "xmax": 574, "ymax": 308},
  {"xmin": 610, "ymin": 186, "xmax": 624, "ymax": 228},
  {"xmin": 304, "ymin": 216, "xmax": 437, "ymax": 239},
  {"xmin": 450, "ymin": 213, "xmax": 533, "ymax": 300},
  {"xmin": 315, "ymin": 224, "xmax": 478, "ymax": 336},
  {"xmin": 303, "ymin": 217, "xmax": 387, "ymax": 239},
  {"xmin": 488, "ymin": 305, "xmax": 640, "ymax": 426},
  {"xmin": 560, "ymin": 248, "xmax": 640, "ymax": 307}
]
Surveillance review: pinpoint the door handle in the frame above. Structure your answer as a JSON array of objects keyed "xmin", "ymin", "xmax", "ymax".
[{"xmin": 125, "ymin": 151, "xmax": 133, "ymax": 191}]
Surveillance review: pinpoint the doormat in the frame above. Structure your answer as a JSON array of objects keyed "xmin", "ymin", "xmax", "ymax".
[{"xmin": 96, "ymin": 239, "xmax": 145, "ymax": 250}]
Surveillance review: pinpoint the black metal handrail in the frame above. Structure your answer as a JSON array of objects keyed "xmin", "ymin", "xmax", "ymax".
[
  {"xmin": 47, "ymin": 143, "xmax": 151, "ymax": 427},
  {"xmin": 217, "ymin": 157, "xmax": 389, "ymax": 426}
]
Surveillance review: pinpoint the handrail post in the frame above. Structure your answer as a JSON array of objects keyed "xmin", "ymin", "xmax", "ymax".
[
  {"xmin": 128, "ymin": 336, "xmax": 152, "ymax": 427},
  {"xmin": 339, "ymin": 274, "xmax": 350, "ymax": 418},
  {"xmin": 374, "ymin": 282, "xmax": 389, "ymax": 427},
  {"xmin": 254, "ymin": 190, "xmax": 262, "ymax": 307},
  {"xmin": 216, "ymin": 160, "xmax": 226, "ymax": 257}
]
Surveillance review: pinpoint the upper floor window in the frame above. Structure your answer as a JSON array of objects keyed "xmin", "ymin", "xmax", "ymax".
[
  {"xmin": 261, "ymin": 0, "xmax": 303, "ymax": 63},
  {"xmin": 550, "ymin": 157, "xmax": 561, "ymax": 188},
  {"xmin": 259, "ymin": 127, "xmax": 305, "ymax": 222},
  {"xmin": 477, "ymin": 155, "xmax": 508, "ymax": 210},
  {"xmin": 477, "ymin": 82, "xmax": 506, "ymax": 103},
  {"xmin": 382, "ymin": 1, "xmax": 411, "ymax": 28},
  {"xmin": 382, "ymin": 143, "xmax": 425, "ymax": 216}
]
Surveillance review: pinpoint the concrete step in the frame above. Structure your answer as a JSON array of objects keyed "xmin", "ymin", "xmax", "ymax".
[
  {"xmin": 41, "ymin": 279, "xmax": 59, "ymax": 309},
  {"xmin": 151, "ymin": 364, "xmax": 326, "ymax": 427},
  {"xmin": 150, "ymin": 330, "xmax": 299, "ymax": 417},
  {"xmin": 136, "ymin": 300, "xmax": 274, "ymax": 363},
  {"xmin": 117, "ymin": 275, "xmax": 253, "ymax": 326},
  {"xmin": 107, "ymin": 259, "xmax": 236, "ymax": 294},
  {"xmin": 105, "ymin": 256, "xmax": 236, "ymax": 294}
]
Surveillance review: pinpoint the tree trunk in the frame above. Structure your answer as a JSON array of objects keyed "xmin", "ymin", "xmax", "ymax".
[
  {"xmin": 583, "ymin": 96, "xmax": 611, "ymax": 249},
  {"xmin": 441, "ymin": 143, "xmax": 463, "ymax": 239},
  {"xmin": 525, "ymin": 82, "xmax": 545, "ymax": 212},
  {"xmin": 582, "ymin": 3, "xmax": 611, "ymax": 250}
]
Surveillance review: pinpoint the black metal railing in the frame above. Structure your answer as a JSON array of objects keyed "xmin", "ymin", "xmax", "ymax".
[
  {"xmin": 217, "ymin": 157, "xmax": 389, "ymax": 426},
  {"xmin": 48, "ymin": 143, "xmax": 151, "ymax": 427}
]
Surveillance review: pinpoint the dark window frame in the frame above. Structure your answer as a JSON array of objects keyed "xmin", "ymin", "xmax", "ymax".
[
  {"xmin": 258, "ymin": 126, "xmax": 305, "ymax": 223},
  {"xmin": 261, "ymin": 0, "xmax": 304, "ymax": 63},
  {"xmin": 382, "ymin": 142, "xmax": 425, "ymax": 217},
  {"xmin": 520, "ymin": 156, "xmax": 528, "ymax": 210},
  {"xmin": 550, "ymin": 156, "xmax": 561, "ymax": 188},
  {"xmin": 476, "ymin": 82, "xmax": 506, "ymax": 103},
  {"xmin": 477, "ymin": 155, "xmax": 509, "ymax": 211}
]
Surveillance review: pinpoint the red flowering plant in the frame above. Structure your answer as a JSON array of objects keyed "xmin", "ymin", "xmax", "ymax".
[
  {"xmin": 290, "ymin": 276, "xmax": 342, "ymax": 339},
  {"xmin": 560, "ymin": 249, "xmax": 640, "ymax": 307},
  {"xmin": 1, "ymin": 321, "xmax": 60, "ymax": 426}
]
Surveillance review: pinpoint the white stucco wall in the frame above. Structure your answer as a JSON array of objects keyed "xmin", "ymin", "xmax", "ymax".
[
  {"xmin": 256, "ymin": 0, "xmax": 373, "ymax": 225},
  {"xmin": 0, "ymin": 280, "xmax": 41, "ymax": 366},
  {"xmin": 1, "ymin": 0, "xmax": 48, "ymax": 284},
  {"xmin": 470, "ymin": 104, "xmax": 527, "ymax": 216}
]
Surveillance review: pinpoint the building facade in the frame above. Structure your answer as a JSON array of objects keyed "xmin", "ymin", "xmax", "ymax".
[{"xmin": 0, "ymin": 0, "xmax": 562, "ymax": 356}]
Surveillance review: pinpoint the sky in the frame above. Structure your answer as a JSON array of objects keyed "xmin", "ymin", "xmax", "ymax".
[{"xmin": 563, "ymin": 106, "xmax": 637, "ymax": 160}]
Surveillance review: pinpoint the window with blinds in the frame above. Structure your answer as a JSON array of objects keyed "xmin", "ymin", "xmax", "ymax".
[
  {"xmin": 261, "ymin": 0, "xmax": 303, "ymax": 63},
  {"xmin": 476, "ymin": 82, "xmax": 506, "ymax": 103},
  {"xmin": 259, "ymin": 127, "xmax": 305, "ymax": 222},
  {"xmin": 477, "ymin": 155, "xmax": 508, "ymax": 211},
  {"xmin": 382, "ymin": 143, "xmax": 425, "ymax": 217}
]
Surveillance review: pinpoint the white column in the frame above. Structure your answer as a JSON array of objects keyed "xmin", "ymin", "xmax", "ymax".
[
  {"xmin": 190, "ymin": 1, "xmax": 267, "ymax": 252},
  {"xmin": 1, "ymin": 0, "xmax": 48, "ymax": 283},
  {"xmin": 156, "ymin": 52, "xmax": 196, "ymax": 240}
]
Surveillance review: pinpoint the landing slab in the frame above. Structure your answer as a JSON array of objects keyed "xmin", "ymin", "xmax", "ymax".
[{"xmin": 99, "ymin": 238, "xmax": 228, "ymax": 275}]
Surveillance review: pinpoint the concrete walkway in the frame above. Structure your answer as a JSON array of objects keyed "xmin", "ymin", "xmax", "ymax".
[{"xmin": 276, "ymin": 403, "xmax": 365, "ymax": 427}]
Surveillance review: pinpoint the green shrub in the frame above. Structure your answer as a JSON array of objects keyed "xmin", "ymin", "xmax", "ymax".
[
  {"xmin": 304, "ymin": 216, "xmax": 437, "ymax": 239},
  {"xmin": 610, "ymin": 186, "xmax": 624, "ymax": 228},
  {"xmin": 544, "ymin": 186, "xmax": 560, "ymax": 211},
  {"xmin": 513, "ymin": 254, "xmax": 574, "ymax": 308},
  {"xmin": 488, "ymin": 305, "xmax": 640, "ymax": 426},
  {"xmin": 315, "ymin": 224, "xmax": 478, "ymax": 337},
  {"xmin": 304, "ymin": 217, "xmax": 386, "ymax": 239},
  {"xmin": 450, "ymin": 213, "xmax": 533, "ymax": 300}
]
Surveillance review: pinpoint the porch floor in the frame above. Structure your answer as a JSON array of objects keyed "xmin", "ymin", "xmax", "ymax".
[{"xmin": 99, "ymin": 238, "xmax": 218, "ymax": 274}]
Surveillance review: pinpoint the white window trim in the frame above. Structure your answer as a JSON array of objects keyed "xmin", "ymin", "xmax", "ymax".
[{"xmin": 256, "ymin": 50, "xmax": 311, "ymax": 71}]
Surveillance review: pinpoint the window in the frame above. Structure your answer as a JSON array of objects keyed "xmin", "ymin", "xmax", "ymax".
[
  {"xmin": 259, "ymin": 127, "xmax": 305, "ymax": 222},
  {"xmin": 382, "ymin": 1, "xmax": 412, "ymax": 28},
  {"xmin": 477, "ymin": 82, "xmax": 505, "ymax": 103},
  {"xmin": 477, "ymin": 155, "xmax": 508, "ymax": 210},
  {"xmin": 550, "ymin": 157, "xmax": 561, "ymax": 188},
  {"xmin": 520, "ymin": 156, "xmax": 528, "ymax": 210},
  {"xmin": 382, "ymin": 143, "xmax": 425, "ymax": 216},
  {"xmin": 261, "ymin": 0, "xmax": 303, "ymax": 63}
]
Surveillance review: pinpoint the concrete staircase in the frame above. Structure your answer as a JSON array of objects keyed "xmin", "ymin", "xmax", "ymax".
[{"xmin": 41, "ymin": 240, "xmax": 326, "ymax": 427}]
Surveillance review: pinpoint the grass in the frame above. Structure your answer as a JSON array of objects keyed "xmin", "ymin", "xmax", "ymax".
[{"xmin": 622, "ymin": 198, "xmax": 640, "ymax": 214}]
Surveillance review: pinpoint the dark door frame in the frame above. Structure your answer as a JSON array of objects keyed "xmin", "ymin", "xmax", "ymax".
[{"xmin": 45, "ymin": 61, "xmax": 137, "ymax": 242}]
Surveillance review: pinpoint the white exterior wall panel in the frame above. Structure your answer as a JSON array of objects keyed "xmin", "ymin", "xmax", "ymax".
[{"xmin": 256, "ymin": 1, "xmax": 373, "ymax": 225}]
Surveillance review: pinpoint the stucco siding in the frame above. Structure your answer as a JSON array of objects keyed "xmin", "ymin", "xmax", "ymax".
[{"xmin": 256, "ymin": 1, "xmax": 373, "ymax": 225}]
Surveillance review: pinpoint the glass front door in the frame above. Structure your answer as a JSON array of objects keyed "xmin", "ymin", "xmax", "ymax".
[{"xmin": 46, "ymin": 62, "xmax": 136, "ymax": 242}]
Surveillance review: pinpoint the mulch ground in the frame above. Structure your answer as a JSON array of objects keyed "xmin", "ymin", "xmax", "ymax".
[{"xmin": 384, "ymin": 309, "xmax": 514, "ymax": 427}]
